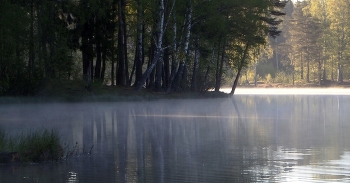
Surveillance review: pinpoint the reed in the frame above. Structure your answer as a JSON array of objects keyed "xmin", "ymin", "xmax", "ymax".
[{"xmin": 0, "ymin": 128, "xmax": 64, "ymax": 163}]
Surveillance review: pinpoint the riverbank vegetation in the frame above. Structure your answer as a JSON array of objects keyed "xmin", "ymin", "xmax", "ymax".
[
  {"xmin": 0, "ymin": 0, "xmax": 287, "ymax": 97},
  {"xmin": 0, "ymin": 128, "xmax": 89, "ymax": 163}
]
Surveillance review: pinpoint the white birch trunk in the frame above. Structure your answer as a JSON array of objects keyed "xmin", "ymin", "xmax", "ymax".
[
  {"xmin": 183, "ymin": 0, "xmax": 192, "ymax": 56},
  {"xmin": 167, "ymin": 8, "xmax": 178, "ymax": 91},
  {"xmin": 167, "ymin": 0, "xmax": 192, "ymax": 91},
  {"xmin": 135, "ymin": 0, "xmax": 165, "ymax": 90}
]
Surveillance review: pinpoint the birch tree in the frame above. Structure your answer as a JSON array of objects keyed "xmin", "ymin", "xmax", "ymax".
[{"xmin": 135, "ymin": 0, "xmax": 166, "ymax": 91}]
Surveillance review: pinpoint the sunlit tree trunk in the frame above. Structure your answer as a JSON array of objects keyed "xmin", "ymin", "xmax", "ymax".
[
  {"xmin": 230, "ymin": 43, "xmax": 250, "ymax": 95},
  {"xmin": 300, "ymin": 53, "xmax": 303, "ymax": 80},
  {"xmin": 307, "ymin": 47, "xmax": 310, "ymax": 83}
]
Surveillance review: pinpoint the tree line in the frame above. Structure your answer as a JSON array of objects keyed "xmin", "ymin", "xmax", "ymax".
[
  {"xmin": 257, "ymin": 0, "xmax": 350, "ymax": 86},
  {"xmin": 0, "ymin": 0, "xmax": 286, "ymax": 96}
]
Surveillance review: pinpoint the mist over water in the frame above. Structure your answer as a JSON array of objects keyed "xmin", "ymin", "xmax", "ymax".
[
  {"xmin": 0, "ymin": 89, "xmax": 350, "ymax": 182},
  {"xmin": 227, "ymin": 87, "xmax": 350, "ymax": 95}
]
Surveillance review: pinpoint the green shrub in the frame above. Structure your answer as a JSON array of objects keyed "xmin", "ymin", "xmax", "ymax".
[
  {"xmin": 274, "ymin": 72, "xmax": 293, "ymax": 84},
  {"xmin": 265, "ymin": 74, "xmax": 273, "ymax": 84}
]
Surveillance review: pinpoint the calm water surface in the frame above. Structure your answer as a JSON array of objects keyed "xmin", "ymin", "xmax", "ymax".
[{"xmin": 0, "ymin": 89, "xmax": 350, "ymax": 182}]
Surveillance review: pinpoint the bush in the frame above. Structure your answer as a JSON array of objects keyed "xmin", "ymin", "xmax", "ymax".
[
  {"xmin": 265, "ymin": 74, "xmax": 273, "ymax": 84},
  {"xmin": 274, "ymin": 72, "xmax": 293, "ymax": 84}
]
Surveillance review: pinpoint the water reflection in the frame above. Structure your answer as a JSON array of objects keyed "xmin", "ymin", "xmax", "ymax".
[{"xmin": 0, "ymin": 94, "xmax": 350, "ymax": 182}]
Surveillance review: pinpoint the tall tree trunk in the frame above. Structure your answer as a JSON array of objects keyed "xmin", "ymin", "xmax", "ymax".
[
  {"xmin": 117, "ymin": 0, "xmax": 127, "ymax": 86},
  {"xmin": 163, "ymin": 37, "xmax": 170, "ymax": 89},
  {"xmin": 172, "ymin": 62, "xmax": 185, "ymax": 91},
  {"xmin": 129, "ymin": 60, "xmax": 136, "ymax": 85},
  {"xmin": 254, "ymin": 62, "xmax": 258, "ymax": 86},
  {"xmin": 41, "ymin": 26, "xmax": 49, "ymax": 78},
  {"xmin": 135, "ymin": 0, "xmax": 143, "ymax": 86},
  {"xmin": 200, "ymin": 47, "xmax": 215, "ymax": 91},
  {"xmin": 155, "ymin": 52, "xmax": 163, "ymax": 91},
  {"xmin": 307, "ymin": 47, "xmax": 310, "ymax": 83},
  {"xmin": 191, "ymin": 38, "xmax": 200, "ymax": 91},
  {"xmin": 230, "ymin": 43, "xmax": 250, "ymax": 95},
  {"xmin": 230, "ymin": 68, "xmax": 242, "ymax": 95},
  {"xmin": 111, "ymin": 36, "xmax": 115, "ymax": 86},
  {"xmin": 168, "ymin": 0, "xmax": 192, "ymax": 92},
  {"xmin": 79, "ymin": 1, "xmax": 95, "ymax": 85},
  {"xmin": 95, "ymin": 41, "xmax": 102, "ymax": 81},
  {"xmin": 135, "ymin": 0, "xmax": 165, "ymax": 91},
  {"xmin": 29, "ymin": 0, "xmax": 35, "ymax": 79},
  {"xmin": 124, "ymin": 24, "xmax": 129, "ymax": 86},
  {"xmin": 201, "ymin": 65, "xmax": 210, "ymax": 91},
  {"xmin": 148, "ymin": 42, "xmax": 155, "ymax": 88},
  {"xmin": 300, "ymin": 52, "xmax": 303, "ymax": 80},
  {"xmin": 214, "ymin": 41, "xmax": 221, "ymax": 92},
  {"xmin": 101, "ymin": 46, "xmax": 106, "ymax": 81},
  {"xmin": 167, "ymin": 9, "xmax": 178, "ymax": 92},
  {"xmin": 82, "ymin": 24, "xmax": 93, "ymax": 85},
  {"xmin": 47, "ymin": 3, "xmax": 56, "ymax": 78},
  {"xmin": 215, "ymin": 40, "xmax": 226, "ymax": 92},
  {"xmin": 318, "ymin": 61, "xmax": 321, "ymax": 85},
  {"xmin": 94, "ymin": 17, "xmax": 102, "ymax": 81}
]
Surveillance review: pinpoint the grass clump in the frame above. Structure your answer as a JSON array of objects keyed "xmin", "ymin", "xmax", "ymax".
[{"xmin": 0, "ymin": 128, "xmax": 64, "ymax": 163}]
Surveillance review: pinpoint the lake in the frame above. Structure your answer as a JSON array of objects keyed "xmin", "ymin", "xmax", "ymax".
[{"xmin": 0, "ymin": 88, "xmax": 350, "ymax": 182}]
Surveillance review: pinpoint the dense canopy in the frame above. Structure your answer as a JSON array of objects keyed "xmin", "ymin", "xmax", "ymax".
[{"xmin": 0, "ymin": 0, "xmax": 287, "ymax": 96}]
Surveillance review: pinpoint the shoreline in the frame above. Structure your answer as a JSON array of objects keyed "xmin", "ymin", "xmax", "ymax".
[
  {"xmin": 2, "ymin": 82, "xmax": 350, "ymax": 104},
  {"xmin": 235, "ymin": 80, "xmax": 350, "ymax": 89}
]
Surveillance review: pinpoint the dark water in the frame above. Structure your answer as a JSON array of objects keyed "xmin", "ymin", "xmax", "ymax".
[{"xmin": 0, "ymin": 94, "xmax": 350, "ymax": 182}]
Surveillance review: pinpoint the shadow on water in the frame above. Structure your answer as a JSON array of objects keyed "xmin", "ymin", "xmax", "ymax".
[{"xmin": 0, "ymin": 94, "xmax": 350, "ymax": 182}]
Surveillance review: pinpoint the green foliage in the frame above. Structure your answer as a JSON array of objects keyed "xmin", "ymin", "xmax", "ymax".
[
  {"xmin": 0, "ymin": 0, "xmax": 31, "ymax": 95},
  {"xmin": 17, "ymin": 129, "xmax": 63, "ymax": 162},
  {"xmin": 257, "ymin": 62, "xmax": 276, "ymax": 78},
  {"xmin": 265, "ymin": 74, "xmax": 273, "ymax": 84},
  {"xmin": 0, "ymin": 128, "xmax": 63, "ymax": 163},
  {"xmin": 274, "ymin": 71, "xmax": 293, "ymax": 84},
  {"xmin": 0, "ymin": 0, "xmax": 288, "ymax": 96}
]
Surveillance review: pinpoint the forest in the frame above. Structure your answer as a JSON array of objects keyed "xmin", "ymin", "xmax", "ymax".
[
  {"xmin": 0, "ymin": 0, "xmax": 288, "ymax": 96},
  {"xmin": 253, "ymin": 0, "xmax": 350, "ymax": 87}
]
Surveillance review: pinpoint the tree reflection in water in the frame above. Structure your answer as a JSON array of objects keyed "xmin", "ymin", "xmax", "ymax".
[{"xmin": 0, "ymin": 95, "xmax": 349, "ymax": 182}]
